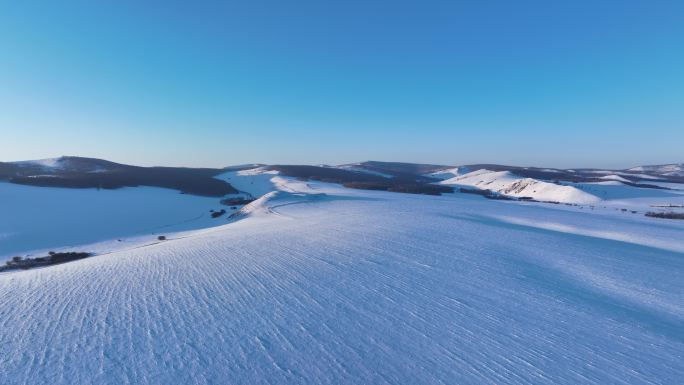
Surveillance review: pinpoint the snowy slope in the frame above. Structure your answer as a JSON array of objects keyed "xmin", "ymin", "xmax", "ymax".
[
  {"xmin": 1, "ymin": 178, "xmax": 683, "ymax": 384},
  {"xmin": 425, "ymin": 167, "xmax": 464, "ymax": 180},
  {"xmin": 336, "ymin": 164, "xmax": 393, "ymax": 178},
  {"xmin": 441, "ymin": 169, "xmax": 601, "ymax": 204}
]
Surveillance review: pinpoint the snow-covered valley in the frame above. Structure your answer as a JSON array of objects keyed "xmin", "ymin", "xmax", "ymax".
[{"xmin": 1, "ymin": 168, "xmax": 683, "ymax": 384}]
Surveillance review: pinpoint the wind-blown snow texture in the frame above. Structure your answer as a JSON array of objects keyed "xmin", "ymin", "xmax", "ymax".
[{"xmin": 1, "ymin": 176, "xmax": 683, "ymax": 384}]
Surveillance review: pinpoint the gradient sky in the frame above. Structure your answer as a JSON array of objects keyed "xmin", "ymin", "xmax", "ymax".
[{"xmin": 1, "ymin": 0, "xmax": 683, "ymax": 168}]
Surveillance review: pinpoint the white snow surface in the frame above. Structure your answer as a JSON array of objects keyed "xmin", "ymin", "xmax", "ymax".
[
  {"xmin": 1, "ymin": 176, "xmax": 684, "ymax": 384},
  {"xmin": 440, "ymin": 169, "xmax": 601, "ymax": 204}
]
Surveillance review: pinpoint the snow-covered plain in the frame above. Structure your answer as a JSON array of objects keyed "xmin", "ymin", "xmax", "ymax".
[
  {"xmin": 0, "ymin": 182, "xmax": 233, "ymax": 260},
  {"xmin": 1, "ymin": 172, "xmax": 683, "ymax": 385}
]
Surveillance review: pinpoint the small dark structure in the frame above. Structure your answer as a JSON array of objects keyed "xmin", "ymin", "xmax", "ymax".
[
  {"xmin": 211, "ymin": 209, "xmax": 227, "ymax": 218},
  {"xmin": 221, "ymin": 197, "xmax": 256, "ymax": 206},
  {"xmin": 645, "ymin": 211, "xmax": 684, "ymax": 220}
]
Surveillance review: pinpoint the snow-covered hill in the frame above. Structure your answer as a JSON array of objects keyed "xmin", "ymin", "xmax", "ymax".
[
  {"xmin": 1, "ymin": 156, "xmax": 237, "ymax": 196},
  {"xmin": 440, "ymin": 169, "xmax": 601, "ymax": 204},
  {"xmin": 1, "ymin": 176, "xmax": 683, "ymax": 384},
  {"xmin": 9, "ymin": 156, "xmax": 125, "ymax": 174}
]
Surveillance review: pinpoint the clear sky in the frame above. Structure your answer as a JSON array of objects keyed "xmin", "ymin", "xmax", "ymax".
[{"xmin": 1, "ymin": 0, "xmax": 682, "ymax": 168}]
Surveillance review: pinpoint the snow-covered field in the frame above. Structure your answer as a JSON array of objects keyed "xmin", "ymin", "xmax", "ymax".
[{"xmin": 1, "ymin": 172, "xmax": 683, "ymax": 384}]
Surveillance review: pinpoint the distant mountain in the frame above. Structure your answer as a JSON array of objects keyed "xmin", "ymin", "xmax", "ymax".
[
  {"xmin": 273, "ymin": 161, "xmax": 682, "ymax": 199},
  {"xmin": 0, "ymin": 156, "xmax": 237, "ymax": 197},
  {"xmin": 627, "ymin": 163, "xmax": 684, "ymax": 177},
  {"xmin": 3, "ymin": 157, "xmax": 682, "ymax": 198}
]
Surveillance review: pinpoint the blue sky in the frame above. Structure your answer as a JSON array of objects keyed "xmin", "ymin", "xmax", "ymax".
[{"xmin": 1, "ymin": 0, "xmax": 682, "ymax": 168}]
